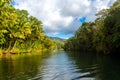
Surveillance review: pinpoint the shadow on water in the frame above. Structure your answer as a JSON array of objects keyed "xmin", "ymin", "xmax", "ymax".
[
  {"xmin": 66, "ymin": 51, "xmax": 120, "ymax": 80},
  {"xmin": 0, "ymin": 51, "xmax": 53, "ymax": 80},
  {"xmin": 0, "ymin": 50, "xmax": 120, "ymax": 80}
]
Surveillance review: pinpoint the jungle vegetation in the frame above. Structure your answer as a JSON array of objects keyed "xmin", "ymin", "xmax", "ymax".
[
  {"xmin": 64, "ymin": 0, "xmax": 120, "ymax": 55},
  {"xmin": 0, "ymin": 0, "xmax": 56, "ymax": 54},
  {"xmin": 49, "ymin": 37, "xmax": 65, "ymax": 49}
]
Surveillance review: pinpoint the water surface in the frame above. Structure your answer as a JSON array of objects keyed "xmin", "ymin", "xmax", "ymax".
[{"xmin": 0, "ymin": 50, "xmax": 120, "ymax": 80}]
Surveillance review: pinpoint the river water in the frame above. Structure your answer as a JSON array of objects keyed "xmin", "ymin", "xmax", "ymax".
[{"xmin": 0, "ymin": 50, "xmax": 120, "ymax": 80}]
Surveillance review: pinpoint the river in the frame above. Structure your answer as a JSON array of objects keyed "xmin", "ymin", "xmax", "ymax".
[{"xmin": 0, "ymin": 50, "xmax": 120, "ymax": 80}]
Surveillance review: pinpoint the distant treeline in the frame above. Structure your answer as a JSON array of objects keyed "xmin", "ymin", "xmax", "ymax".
[
  {"xmin": 49, "ymin": 37, "xmax": 65, "ymax": 49},
  {"xmin": 0, "ymin": 0, "xmax": 55, "ymax": 54},
  {"xmin": 64, "ymin": 0, "xmax": 120, "ymax": 54}
]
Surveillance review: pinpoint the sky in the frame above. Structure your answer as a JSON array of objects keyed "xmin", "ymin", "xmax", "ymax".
[{"xmin": 13, "ymin": 0, "xmax": 116, "ymax": 39}]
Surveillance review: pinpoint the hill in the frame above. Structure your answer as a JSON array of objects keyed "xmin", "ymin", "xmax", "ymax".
[
  {"xmin": 49, "ymin": 37, "xmax": 65, "ymax": 42},
  {"xmin": 49, "ymin": 37, "xmax": 65, "ymax": 49}
]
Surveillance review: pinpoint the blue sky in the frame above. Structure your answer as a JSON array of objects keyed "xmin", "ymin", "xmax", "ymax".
[
  {"xmin": 13, "ymin": 0, "xmax": 116, "ymax": 39},
  {"xmin": 46, "ymin": 33, "xmax": 74, "ymax": 39}
]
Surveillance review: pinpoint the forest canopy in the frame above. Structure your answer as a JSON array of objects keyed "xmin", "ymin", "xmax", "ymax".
[
  {"xmin": 0, "ymin": 0, "xmax": 56, "ymax": 54},
  {"xmin": 64, "ymin": 0, "xmax": 120, "ymax": 54}
]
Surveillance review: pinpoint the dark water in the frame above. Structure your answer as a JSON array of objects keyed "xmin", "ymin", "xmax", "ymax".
[{"xmin": 0, "ymin": 50, "xmax": 120, "ymax": 80}]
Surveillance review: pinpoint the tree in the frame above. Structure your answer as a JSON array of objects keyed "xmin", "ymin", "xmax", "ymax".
[
  {"xmin": 0, "ymin": 0, "xmax": 55, "ymax": 53},
  {"xmin": 64, "ymin": 0, "xmax": 120, "ymax": 54}
]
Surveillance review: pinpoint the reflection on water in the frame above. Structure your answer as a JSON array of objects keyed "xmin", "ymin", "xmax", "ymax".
[
  {"xmin": 0, "ymin": 50, "xmax": 120, "ymax": 80},
  {"xmin": 67, "ymin": 51, "xmax": 120, "ymax": 80}
]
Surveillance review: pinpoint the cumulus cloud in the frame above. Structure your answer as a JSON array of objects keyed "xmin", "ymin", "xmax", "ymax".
[{"xmin": 14, "ymin": 0, "xmax": 116, "ymax": 37}]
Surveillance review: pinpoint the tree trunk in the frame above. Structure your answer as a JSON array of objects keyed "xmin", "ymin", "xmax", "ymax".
[{"xmin": 12, "ymin": 39, "xmax": 17, "ymax": 50}]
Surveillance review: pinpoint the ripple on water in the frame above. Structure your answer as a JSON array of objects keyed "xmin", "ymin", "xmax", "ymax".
[{"xmin": 28, "ymin": 52, "xmax": 95, "ymax": 80}]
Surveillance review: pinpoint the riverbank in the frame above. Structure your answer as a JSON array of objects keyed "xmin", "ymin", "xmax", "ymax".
[{"xmin": 0, "ymin": 49, "xmax": 49, "ymax": 56}]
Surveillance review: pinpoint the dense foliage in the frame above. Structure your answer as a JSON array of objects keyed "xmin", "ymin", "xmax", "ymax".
[
  {"xmin": 64, "ymin": 0, "xmax": 120, "ymax": 54},
  {"xmin": 49, "ymin": 37, "xmax": 64, "ymax": 49},
  {"xmin": 0, "ymin": 0, "xmax": 55, "ymax": 54}
]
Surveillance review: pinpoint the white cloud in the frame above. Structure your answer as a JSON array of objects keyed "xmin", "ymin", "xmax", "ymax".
[
  {"xmin": 14, "ymin": 0, "xmax": 116, "ymax": 36},
  {"xmin": 61, "ymin": 0, "xmax": 91, "ymax": 17}
]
